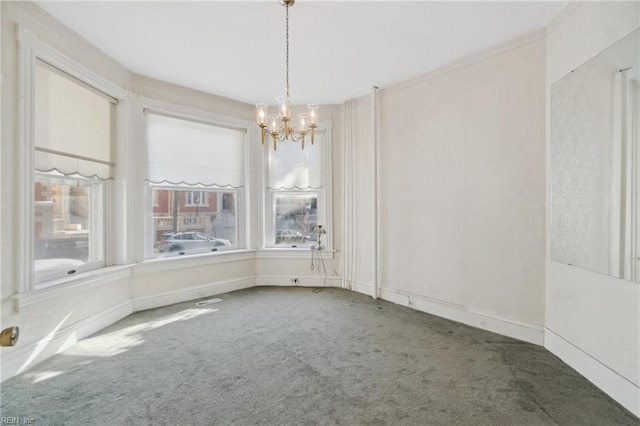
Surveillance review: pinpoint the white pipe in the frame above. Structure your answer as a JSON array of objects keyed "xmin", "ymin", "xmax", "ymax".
[
  {"xmin": 350, "ymin": 101, "xmax": 357, "ymax": 290},
  {"xmin": 342, "ymin": 100, "xmax": 353, "ymax": 289},
  {"xmin": 631, "ymin": 80, "xmax": 638, "ymax": 281},
  {"xmin": 619, "ymin": 69, "xmax": 629, "ymax": 279},
  {"xmin": 342, "ymin": 102, "xmax": 348, "ymax": 288},
  {"xmin": 372, "ymin": 86, "xmax": 379, "ymax": 299}
]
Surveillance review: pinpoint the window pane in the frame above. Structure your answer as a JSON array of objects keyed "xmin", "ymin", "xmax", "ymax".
[
  {"xmin": 274, "ymin": 193, "xmax": 317, "ymax": 247},
  {"xmin": 34, "ymin": 176, "xmax": 101, "ymax": 277},
  {"xmin": 152, "ymin": 188, "xmax": 237, "ymax": 255}
]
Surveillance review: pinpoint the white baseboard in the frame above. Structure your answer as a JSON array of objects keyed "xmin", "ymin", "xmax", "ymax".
[
  {"xmin": 353, "ymin": 281, "xmax": 544, "ymax": 345},
  {"xmin": 1, "ymin": 300, "xmax": 132, "ymax": 382},
  {"xmin": 353, "ymin": 280, "xmax": 375, "ymax": 296},
  {"xmin": 256, "ymin": 275, "xmax": 342, "ymax": 288},
  {"xmin": 545, "ymin": 328, "xmax": 640, "ymax": 418},
  {"xmin": 132, "ymin": 276, "xmax": 256, "ymax": 312}
]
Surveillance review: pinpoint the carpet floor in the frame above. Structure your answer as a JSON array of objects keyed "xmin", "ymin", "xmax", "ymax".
[{"xmin": 1, "ymin": 286, "xmax": 638, "ymax": 425}]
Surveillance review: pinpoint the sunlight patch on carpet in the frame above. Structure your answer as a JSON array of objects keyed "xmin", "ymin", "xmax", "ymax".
[
  {"xmin": 25, "ymin": 370, "xmax": 64, "ymax": 383},
  {"xmin": 62, "ymin": 308, "xmax": 217, "ymax": 358}
]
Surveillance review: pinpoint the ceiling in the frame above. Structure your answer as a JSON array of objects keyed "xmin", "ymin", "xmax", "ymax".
[{"xmin": 35, "ymin": 1, "xmax": 566, "ymax": 106}]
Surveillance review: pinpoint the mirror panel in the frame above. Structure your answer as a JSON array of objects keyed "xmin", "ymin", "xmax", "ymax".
[{"xmin": 551, "ymin": 28, "xmax": 640, "ymax": 280}]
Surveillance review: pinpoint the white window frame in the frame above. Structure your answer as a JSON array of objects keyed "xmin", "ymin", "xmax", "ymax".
[
  {"xmin": 16, "ymin": 25, "xmax": 129, "ymax": 292},
  {"xmin": 265, "ymin": 189, "xmax": 324, "ymax": 249},
  {"xmin": 263, "ymin": 122, "xmax": 333, "ymax": 251},
  {"xmin": 142, "ymin": 99, "xmax": 251, "ymax": 259},
  {"xmin": 33, "ymin": 172, "xmax": 106, "ymax": 285}
]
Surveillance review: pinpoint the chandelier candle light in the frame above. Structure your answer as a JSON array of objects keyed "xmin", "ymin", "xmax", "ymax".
[{"xmin": 256, "ymin": 0, "xmax": 318, "ymax": 151}]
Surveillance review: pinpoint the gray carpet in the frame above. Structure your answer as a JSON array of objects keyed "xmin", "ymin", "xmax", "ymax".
[{"xmin": 1, "ymin": 286, "xmax": 638, "ymax": 425}]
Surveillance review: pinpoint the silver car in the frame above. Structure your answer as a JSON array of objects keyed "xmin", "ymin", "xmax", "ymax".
[
  {"xmin": 275, "ymin": 229, "xmax": 310, "ymax": 244},
  {"xmin": 156, "ymin": 232, "xmax": 231, "ymax": 253}
]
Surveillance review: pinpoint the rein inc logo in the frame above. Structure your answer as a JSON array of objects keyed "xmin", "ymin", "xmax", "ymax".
[{"xmin": 1, "ymin": 418, "xmax": 35, "ymax": 424}]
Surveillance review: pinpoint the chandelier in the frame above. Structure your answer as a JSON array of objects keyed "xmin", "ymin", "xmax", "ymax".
[{"xmin": 256, "ymin": 0, "xmax": 318, "ymax": 151}]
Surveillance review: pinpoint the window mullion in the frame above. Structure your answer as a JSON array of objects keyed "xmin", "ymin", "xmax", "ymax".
[{"xmin": 91, "ymin": 180, "xmax": 105, "ymax": 265}]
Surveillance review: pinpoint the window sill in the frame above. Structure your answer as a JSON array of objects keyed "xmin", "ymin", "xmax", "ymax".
[
  {"xmin": 134, "ymin": 249, "xmax": 257, "ymax": 275},
  {"xmin": 257, "ymin": 248, "xmax": 335, "ymax": 260},
  {"xmin": 13, "ymin": 265, "xmax": 133, "ymax": 312},
  {"xmin": 135, "ymin": 248, "xmax": 333, "ymax": 275},
  {"xmin": 12, "ymin": 249, "xmax": 334, "ymax": 311}
]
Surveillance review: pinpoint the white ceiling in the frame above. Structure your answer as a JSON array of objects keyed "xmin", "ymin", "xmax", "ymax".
[{"xmin": 35, "ymin": 1, "xmax": 566, "ymax": 106}]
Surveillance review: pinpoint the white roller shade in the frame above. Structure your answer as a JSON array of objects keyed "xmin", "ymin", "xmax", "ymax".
[
  {"xmin": 267, "ymin": 132, "xmax": 323, "ymax": 190},
  {"xmin": 146, "ymin": 113, "xmax": 245, "ymax": 188},
  {"xmin": 35, "ymin": 61, "xmax": 114, "ymax": 179}
]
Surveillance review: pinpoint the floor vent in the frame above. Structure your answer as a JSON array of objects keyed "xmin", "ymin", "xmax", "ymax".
[{"xmin": 195, "ymin": 298, "xmax": 223, "ymax": 307}]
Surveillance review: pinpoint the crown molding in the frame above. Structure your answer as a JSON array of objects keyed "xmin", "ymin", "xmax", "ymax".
[{"xmin": 378, "ymin": 27, "xmax": 547, "ymax": 98}]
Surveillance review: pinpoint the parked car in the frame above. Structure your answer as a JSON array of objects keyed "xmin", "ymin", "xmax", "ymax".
[
  {"xmin": 35, "ymin": 236, "xmax": 89, "ymax": 260},
  {"xmin": 276, "ymin": 229, "xmax": 310, "ymax": 244},
  {"xmin": 156, "ymin": 232, "xmax": 231, "ymax": 253}
]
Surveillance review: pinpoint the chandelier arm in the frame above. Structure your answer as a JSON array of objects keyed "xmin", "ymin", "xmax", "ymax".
[{"xmin": 287, "ymin": 129, "xmax": 307, "ymax": 143}]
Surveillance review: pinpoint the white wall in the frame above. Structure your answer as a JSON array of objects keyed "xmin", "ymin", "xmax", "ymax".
[
  {"xmin": 545, "ymin": 1, "xmax": 640, "ymax": 418},
  {"xmin": 348, "ymin": 29, "xmax": 547, "ymax": 344}
]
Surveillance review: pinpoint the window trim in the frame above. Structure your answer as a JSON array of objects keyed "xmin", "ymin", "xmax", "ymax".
[
  {"xmin": 141, "ymin": 98, "xmax": 251, "ymax": 260},
  {"xmin": 17, "ymin": 24, "xmax": 128, "ymax": 293}
]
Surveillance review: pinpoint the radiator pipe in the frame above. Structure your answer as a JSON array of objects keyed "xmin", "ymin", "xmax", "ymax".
[{"xmin": 372, "ymin": 86, "xmax": 380, "ymax": 299}]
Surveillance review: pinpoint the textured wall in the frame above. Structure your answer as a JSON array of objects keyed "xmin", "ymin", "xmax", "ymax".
[
  {"xmin": 350, "ymin": 33, "xmax": 546, "ymax": 327},
  {"xmin": 550, "ymin": 60, "xmax": 617, "ymax": 276}
]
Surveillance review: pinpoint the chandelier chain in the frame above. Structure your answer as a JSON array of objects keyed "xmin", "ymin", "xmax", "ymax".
[{"xmin": 285, "ymin": 3, "xmax": 290, "ymax": 99}]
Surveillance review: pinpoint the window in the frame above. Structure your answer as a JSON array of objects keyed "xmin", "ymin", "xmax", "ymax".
[
  {"xmin": 33, "ymin": 60, "xmax": 114, "ymax": 284},
  {"xmin": 265, "ymin": 130, "xmax": 329, "ymax": 248},
  {"xmin": 151, "ymin": 188, "xmax": 237, "ymax": 254},
  {"xmin": 274, "ymin": 193, "xmax": 318, "ymax": 247},
  {"xmin": 145, "ymin": 112, "xmax": 245, "ymax": 257},
  {"xmin": 185, "ymin": 191, "xmax": 208, "ymax": 206}
]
